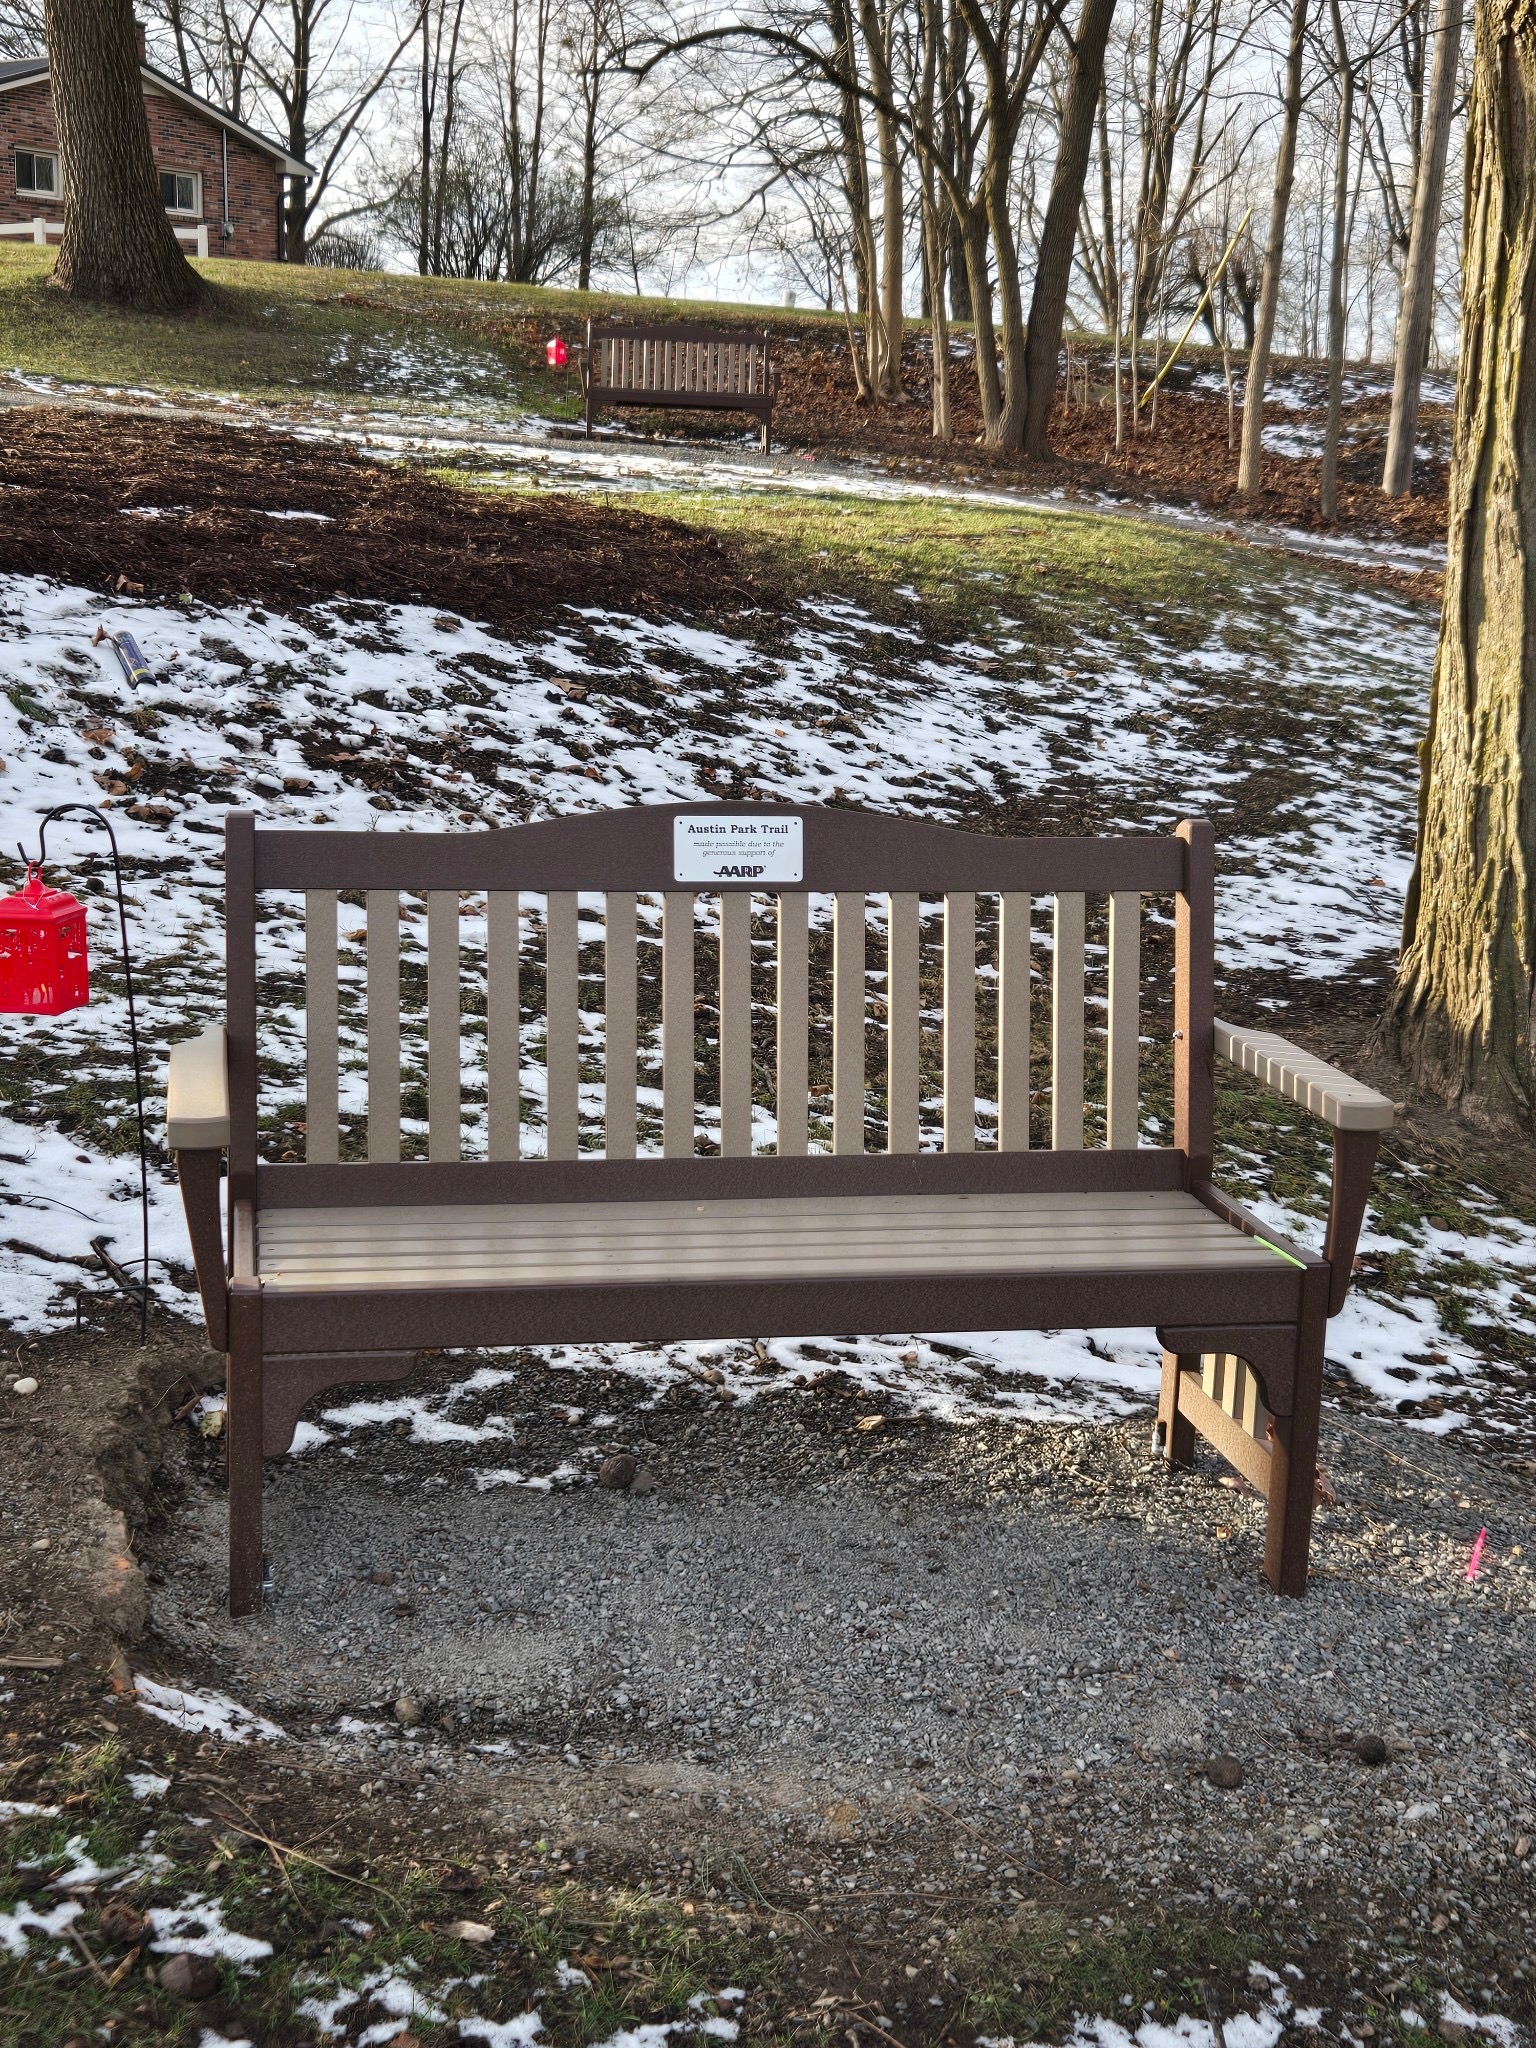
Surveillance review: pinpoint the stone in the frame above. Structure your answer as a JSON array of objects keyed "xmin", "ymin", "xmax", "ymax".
[
  {"xmin": 394, "ymin": 1696, "xmax": 423, "ymax": 1726},
  {"xmin": 96, "ymin": 1900, "xmax": 148, "ymax": 1946},
  {"xmin": 11, "ymin": 1378, "xmax": 38, "ymax": 1396},
  {"xmin": 368, "ymin": 1568, "xmax": 397, "ymax": 1586},
  {"xmin": 630, "ymin": 1467, "xmax": 657, "ymax": 1495},
  {"xmin": 157, "ymin": 1951, "xmax": 222, "ymax": 1998},
  {"xmin": 598, "ymin": 1454, "xmax": 637, "ymax": 1491},
  {"xmin": 1354, "ymin": 1732, "xmax": 1388, "ymax": 1766},
  {"xmin": 1204, "ymin": 1755, "xmax": 1244, "ymax": 1791}
]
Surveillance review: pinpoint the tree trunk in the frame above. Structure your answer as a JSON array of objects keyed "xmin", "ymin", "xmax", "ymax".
[
  {"xmin": 1319, "ymin": 0, "xmax": 1354, "ymax": 522},
  {"xmin": 1388, "ymin": 0, "xmax": 1536, "ymax": 1130},
  {"xmin": 960, "ymin": 201, "xmax": 1001, "ymax": 437},
  {"xmin": 857, "ymin": 0, "xmax": 905, "ymax": 399},
  {"xmin": 1236, "ymin": 0, "xmax": 1309, "ymax": 495},
  {"xmin": 1382, "ymin": 0, "xmax": 1465, "ymax": 495},
  {"xmin": 1022, "ymin": 0, "xmax": 1117, "ymax": 459},
  {"xmin": 986, "ymin": 145, "xmax": 1028, "ymax": 451},
  {"xmin": 45, "ymin": 0, "xmax": 208, "ymax": 309}
]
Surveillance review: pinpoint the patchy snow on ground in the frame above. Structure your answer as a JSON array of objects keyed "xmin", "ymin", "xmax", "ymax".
[
  {"xmin": 0, "ymin": 522, "xmax": 1526, "ymax": 1440},
  {"xmin": 133, "ymin": 1675, "xmax": 286, "ymax": 1742}
]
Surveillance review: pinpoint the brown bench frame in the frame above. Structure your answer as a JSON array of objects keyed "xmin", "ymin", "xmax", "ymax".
[
  {"xmin": 167, "ymin": 803, "xmax": 1393, "ymax": 1617},
  {"xmin": 581, "ymin": 320, "xmax": 776, "ymax": 451}
]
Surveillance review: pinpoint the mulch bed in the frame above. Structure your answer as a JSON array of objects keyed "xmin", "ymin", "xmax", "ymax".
[{"xmin": 0, "ymin": 406, "xmax": 761, "ymax": 621}]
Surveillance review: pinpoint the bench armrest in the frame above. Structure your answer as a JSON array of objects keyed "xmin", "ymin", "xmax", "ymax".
[
  {"xmin": 166, "ymin": 1024, "xmax": 230, "ymax": 1151},
  {"xmin": 1215, "ymin": 1019, "xmax": 1395, "ymax": 1317},
  {"xmin": 1214, "ymin": 1020, "xmax": 1395, "ymax": 1130},
  {"xmin": 166, "ymin": 1025, "xmax": 230, "ymax": 1350}
]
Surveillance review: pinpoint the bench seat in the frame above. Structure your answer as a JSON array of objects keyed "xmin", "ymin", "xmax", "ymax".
[{"xmin": 257, "ymin": 1189, "xmax": 1297, "ymax": 1291}]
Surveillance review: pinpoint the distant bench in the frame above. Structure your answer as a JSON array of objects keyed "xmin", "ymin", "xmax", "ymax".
[{"xmin": 582, "ymin": 320, "xmax": 776, "ymax": 451}]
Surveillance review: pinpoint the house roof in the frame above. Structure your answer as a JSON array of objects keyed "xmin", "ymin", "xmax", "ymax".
[{"xmin": 0, "ymin": 55, "xmax": 313, "ymax": 177}]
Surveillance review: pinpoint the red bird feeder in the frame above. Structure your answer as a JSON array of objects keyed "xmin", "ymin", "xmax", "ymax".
[
  {"xmin": 546, "ymin": 335, "xmax": 568, "ymax": 369},
  {"xmin": 0, "ymin": 863, "xmax": 89, "ymax": 1015}
]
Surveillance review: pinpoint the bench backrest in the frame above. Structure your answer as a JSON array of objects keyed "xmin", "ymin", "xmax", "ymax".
[
  {"xmin": 587, "ymin": 322, "xmax": 772, "ymax": 401},
  {"xmin": 225, "ymin": 804, "xmax": 1214, "ymax": 1207}
]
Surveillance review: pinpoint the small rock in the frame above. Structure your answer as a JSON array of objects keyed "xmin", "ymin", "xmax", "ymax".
[
  {"xmin": 1438, "ymin": 2021, "xmax": 1471, "ymax": 2044},
  {"xmin": 442, "ymin": 1918, "xmax": 494, "ymax": 1943},
  {"xmin": 368, "ymin": 1568, "xmax": 396, "ymax": 1587},
  {"xmin": 630, "ymin": 1467, "xmax": 657, "ymax": 1495},
  {"xmin": 1354, "ymin": 1732, "xmax": 1388, "ymax": 1766},
  {"xmin": 30, "ymin": 1537, "xmax": 50, "ymax": 1551},
  {"xmin": 12, "ymin": 1377, "xmax": 38, "ymax": 1396},
  {"xmin": 394, "ymin": 1696, "xmax": 422, "ymax": 1726},
  {"xmin": 855, "ymin": 1415, "xmax": 886, "ymax": 1432},
  {"xmin": 598, "ymin": 1454, "xmax": 637, "ymax": 1491},
  {"xmin": 97, "ymin": 1900, "xmax": 148, "ymax": 1946},
  {"xmin": 1204, "ymin": 1754, "xmax": 1244, "ymax": 1790},
  {"xmin": 157, "ymin": 1951, "xmax": 221, "ymax": 1998}
]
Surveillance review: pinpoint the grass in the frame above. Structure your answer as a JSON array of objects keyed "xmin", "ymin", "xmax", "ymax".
[
  {"xmin": 5, "ymin": 1729, "xmax": 1452, "ymax": 2048},
  {"xmin": 0, "ymin": 245, "xmax": 837, "ymax": 412}
]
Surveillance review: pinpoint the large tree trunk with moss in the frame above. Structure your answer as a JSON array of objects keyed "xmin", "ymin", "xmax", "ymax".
[
  {"xmin": 1388, "ymin": 0, "xmax": 1536, "ymax": 1129},
  {"xmin": 45, "ymin": 0, "xmax": 209, "ymax": 310}
]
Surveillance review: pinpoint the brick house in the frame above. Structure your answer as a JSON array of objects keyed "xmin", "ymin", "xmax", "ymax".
[{"xmin": 0, "ymin": 33, "xmax": 310, "ymax": 263}]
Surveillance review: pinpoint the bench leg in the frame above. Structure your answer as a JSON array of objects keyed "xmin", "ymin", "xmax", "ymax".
[
  {"xmin": 1263, "ymin": 1292, "xmax": 1327, "ymax": 1596},
  {"xmin": 227, "ymin": 1286, "xmax": 266, "ymax": 1619},
  {"xmin": 1158, "ymin": 1350, "xmax": 1197, "ymax": 1466}
]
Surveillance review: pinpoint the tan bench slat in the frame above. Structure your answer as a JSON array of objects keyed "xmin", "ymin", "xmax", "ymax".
[
  {"xmin": 545, "ymin": 891, "xmax": 580, "ymax": 1161},
  {"xmin": 719, "ymin": 890, "xmax": 753, "ymax": 1157},
  {"xmin": 886, "ymin": 891, "xmax": 920, "ymax": 1154},
  {"xmin": 943, "ymin": 892, "xmax": 976, "ymax": 1153},
  {"xmin": 833, "ymin": 891, "xmax": 866, "ymax": 1155},
  {"xmin": 662, "ymin": 891, "xmax": 695, "ymax": 1158},
  {"xmin": 604, "ymin": 892, "xmax": 638, "ymax": 1161},
  {"xmin": 366, "ymin": 889, "xmax": 400, "ymax": 1163},
  {"xmin": 426, "ymin": 891, "xmax": 460, "ymax": 1163},
  {"xmin": 776, "ymin": 892, "xmax": 809, "ymax": 1157},
  {"xmin": 305, "ymin": 890, "xmax": 339, "ymax": 1164},
  {"xmin": 1107, "ymin": 891, "xmax": 1140, "ymax": 1149},
  {"xmin": 486, "ymin": 891, "xmax": 520, "ymax": 1163},
  {"xmin": 1052, "ymin": 891, "xmax": 1086, "ymax": 1150},
  {"xmin": 999, "ymin": 891, "xmax": 1031, "ymax": 1151}
]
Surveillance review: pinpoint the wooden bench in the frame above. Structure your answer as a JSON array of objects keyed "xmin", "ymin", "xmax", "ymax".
[
  {"xmin": 166, "ymin": 803, "xmax": 1393, "ymax": 1617},
  {"xmin": 582, "ymin": 321, "xmax": 776, "ymax": 450}
]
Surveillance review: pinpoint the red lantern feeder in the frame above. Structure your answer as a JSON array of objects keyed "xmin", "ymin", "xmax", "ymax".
[
  {"xmin": 546, "ymin": 335, "xmax": 568, "ymax": 369},
  {"xmin": 0, "ymin": 863, "xmax": 90, "ymax": 1015}
]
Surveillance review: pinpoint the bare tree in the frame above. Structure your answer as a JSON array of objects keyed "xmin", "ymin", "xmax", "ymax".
[
  {"xmin": 1381, "ymin": 0, "xmax": 1463, "ymax": 493},
  {"xmin": 1236, "ymin": 0, "xmax": 1307, "ymax": 494}
]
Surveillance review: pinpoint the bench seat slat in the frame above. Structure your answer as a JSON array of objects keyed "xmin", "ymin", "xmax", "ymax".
[{"xmin": 257, "ymin": 1189, "xmax": 1292, "ymax": 1291}]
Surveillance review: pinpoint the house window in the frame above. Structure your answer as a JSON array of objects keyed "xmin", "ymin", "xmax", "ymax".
[
  {"xmin": 159, "ymin": 170, "xmax": 199, "ymax": 214},
  {"xmin": 15, "ymin": 150, "xmax": 59, "ymax": 198}
]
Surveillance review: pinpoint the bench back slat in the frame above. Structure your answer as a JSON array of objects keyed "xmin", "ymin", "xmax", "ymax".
[
  {"xmin": 546, "ymin": 892, "xmax": 581, "ymax": 1161},
  {"xmin": 1106, "ymin": 890, "xmax": 1141, "ymax": 1150},
  {"xmin": 942, "ymin": 892, "xmax": 976, "ymax": 1153},
  {"xmin": 662, "ymin": 890, "xmax": 694, "ymax": 1159},
  {"xmin": 487, "ymin": 891, "xmax": 520, "ymax": 1162},
  {"xmin": 427, "ymin": 891, "xmax": 460, "ymax": 1162},
  {"xmin": 718, "ymin": 891, "xmax": 753, "ymax": 1157},
  {"xmin": 305, "ymin": 890, "xmax": 340, "ymax": 1164},
  {"xmin": 832, "ymin": 891, "xmax": 864, "ymax": 1154},
  {"xmin": 604, "ymin": 891, "xmax": 639, "ymax": 1162},
  {"xmin": 1051, "ymin": 892, "xmax": 1087, "ymax": 1150},
  {"xmin": 776, "ymin": 891, "xmax": 810, "ymax": 1157},
  {"xmin": 886, "ymin": 891, "xmax": 921, "ymax": 1155},
  {"xmin": 367, "ymin": 890, "xmax": 402, "ymax": 1162},
  {"xmin": 998, "ymin": 891, "xmax": 1032, "ymax": 1151}
]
